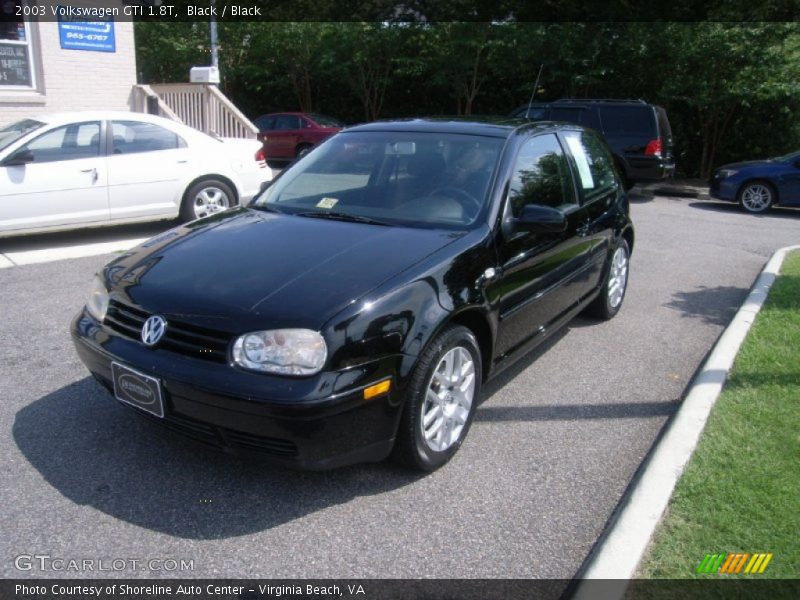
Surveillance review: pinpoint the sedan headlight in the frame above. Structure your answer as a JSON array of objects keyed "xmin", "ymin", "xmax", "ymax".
[
  {"xmin": 232, "ymin": 329, "xmax": 327, "ymax": 376},
  {"xmin": 717, "ymin": 168, "xmax": 738, "ymax": 178},
  {"xmin": 86, "ymin": 275, "xmax": 109, "ymax": 322}
]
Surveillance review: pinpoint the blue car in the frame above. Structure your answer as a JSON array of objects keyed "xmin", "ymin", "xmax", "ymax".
[{"xmin": 710, "ymin": 151, "xmax": 800, "ymax": 213}]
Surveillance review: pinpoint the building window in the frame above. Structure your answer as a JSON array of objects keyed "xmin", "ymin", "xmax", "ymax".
[{"xmin": 0, "ymin": 2, "xmax": 36, "ymax": 89}]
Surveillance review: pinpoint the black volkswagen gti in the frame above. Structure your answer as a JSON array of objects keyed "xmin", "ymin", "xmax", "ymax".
[{"xmin": 72, "ymin": 118, "xmax": 634, "ymax": 472}]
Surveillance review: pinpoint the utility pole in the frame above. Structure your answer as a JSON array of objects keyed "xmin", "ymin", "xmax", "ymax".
[{"xmin": 210, "ymin": 0, "xmax": 219, "ymax": 73}]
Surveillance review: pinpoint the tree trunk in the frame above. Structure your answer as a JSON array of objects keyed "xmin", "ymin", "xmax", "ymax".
[{"xmin": 707, "ymin": 106, "xmax": 737, "ymax": 176}]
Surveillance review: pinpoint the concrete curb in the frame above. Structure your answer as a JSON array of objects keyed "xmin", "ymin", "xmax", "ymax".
[{"xmin": 572, "ymin": 244, "xmax": 800, "ymax": 597}]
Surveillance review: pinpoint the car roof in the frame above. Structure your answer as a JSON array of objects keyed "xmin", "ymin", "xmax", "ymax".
[
  {"xmin": 344, "ymin": 117, "xmax": 570, "ymax": 138},
  {"xmin": 260, "ymin": 112, "xmax": 308, "ymax": 118},
  {"xmin": 28, "ymin": 111, "xmax": 182, "ymax": 126},
  {"xmin": 549, "ymin": 99, "xmax": 659, "ymax": 110}
]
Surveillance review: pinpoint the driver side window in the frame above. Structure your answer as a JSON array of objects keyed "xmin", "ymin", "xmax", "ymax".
[{"xmin": 508, "ymin": 134, "xmax": 576, "ymax": 217}]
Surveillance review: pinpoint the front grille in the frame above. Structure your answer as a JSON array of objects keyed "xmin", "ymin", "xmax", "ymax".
[
  {"xmin": 219, "ymin": 428, "xmax": 299, "ymax": 457},
  {"xmin": 104, "ymin": 299, "xmax": 230, "ymax": 363},
  {"xmin": 136, "ymin": 407, "xmax": 299, "ymax": 458}
]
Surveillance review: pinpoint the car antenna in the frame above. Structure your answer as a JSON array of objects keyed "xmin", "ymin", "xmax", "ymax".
[{"xmin": 525, "ymin": 64, "xmax": 544, "ymax": 119}]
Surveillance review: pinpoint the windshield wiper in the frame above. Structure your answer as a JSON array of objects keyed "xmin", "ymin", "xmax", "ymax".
[
  {"xmin": 252, "ymin": 204, "xmax": 284, "ymax": 214},
  {"xmin": 295, "ymin": 211, "xmax": 392, "ymax": 226}
]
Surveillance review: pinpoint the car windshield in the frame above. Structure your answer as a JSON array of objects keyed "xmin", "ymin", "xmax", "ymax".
[
  {"xmin": 309, "ymin": 114, "xmax": 344, "ymax": 128},
  {"xmin": 771, "ymin": 150, "xmax": 800, "ymax": 162},
  {"xmin": 0, "ymin": 119, "xmax": 44, "ymax": 153},
  {"xmin": 254, "ymin": 131, "xmax": 504, "ymax": 229}
]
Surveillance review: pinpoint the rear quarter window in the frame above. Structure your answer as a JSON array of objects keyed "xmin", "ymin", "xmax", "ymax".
[
  {"xmin": 563, "ymin": 130, "xmax": 617, "ymax": 200},
  {"xmin": 599, "ymin": 106, "xmax": 656, "ymax": 137}
]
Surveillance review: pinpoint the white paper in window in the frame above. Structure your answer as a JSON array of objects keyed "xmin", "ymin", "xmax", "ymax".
[{"xmin": 565, "ymin": 134, "xmax": 594, "ymax": 189}]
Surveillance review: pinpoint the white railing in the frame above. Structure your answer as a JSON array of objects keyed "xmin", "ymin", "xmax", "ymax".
[
  {"xmin": 132, "ymin": 84, "xmax": 183, "ymax": 123},
  {"xmin": 133, "ymin": 83, "xmax": 258, "ymax": 139}
]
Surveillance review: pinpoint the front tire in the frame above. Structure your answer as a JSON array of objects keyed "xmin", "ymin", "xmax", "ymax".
[
  {"xmin": 586, "ymin": 238, "xmax": 630, "ymax": 320},
  {"xmin": 180, "ymin": 179, "xmax": 236, "ymax": 222},
  {"xmin": 391, "ymin": 325, "xmax": 481, "ymax": 472},
  {"xmin": 738, "ymin": 181, "xmax": 774, "ymax": 214}
]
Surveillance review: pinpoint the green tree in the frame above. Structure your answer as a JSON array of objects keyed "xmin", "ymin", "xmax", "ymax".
[{"xmin": 661, "ymin": 23, "xmax": 800, "ymax": 177}]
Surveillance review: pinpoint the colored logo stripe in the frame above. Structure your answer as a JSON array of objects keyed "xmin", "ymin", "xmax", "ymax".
[{"xmin": 696, "ymin": 552, "xmax": 773, "ymax": 574}]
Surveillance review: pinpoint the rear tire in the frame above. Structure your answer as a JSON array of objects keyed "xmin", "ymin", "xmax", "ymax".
[
  {"xmin": 585, "ymin": 238, "xmax": 630, "ymax": 321},
  {"xmin": 295, "ymin": 143, "xmax": 314, "ymax": 159},
  {"xmin": 391, "ymin": 325, "xmax": 481, "ymax": 472},
  {"xmin": 180, "ymin": 179, "xmax": 236, "ymax": 222}
]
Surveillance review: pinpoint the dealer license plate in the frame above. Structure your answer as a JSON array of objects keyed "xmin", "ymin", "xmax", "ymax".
[{"xmin": 111, "ymin": 362, "xmax": 165, "ymax": 418}]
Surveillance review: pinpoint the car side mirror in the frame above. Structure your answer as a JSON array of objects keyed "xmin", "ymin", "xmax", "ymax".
[
  {"xmin": 513, "ymin": 204, "xmax": 568, "ymax": 233},
  {"xmin": 1, "ymin": 149, "xmax": 34, "ymax": 167}
]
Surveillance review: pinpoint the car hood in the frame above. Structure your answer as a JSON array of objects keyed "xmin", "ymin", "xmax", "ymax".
[
  {"xmin": 719, "ymin": 160, "xmax": 774, "ymax": 170},
  {"xmin": 108, "ymin": 208, "xmax": 463, "ymax": 332}
]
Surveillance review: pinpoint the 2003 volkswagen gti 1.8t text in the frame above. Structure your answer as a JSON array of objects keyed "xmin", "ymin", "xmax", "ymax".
[{"xmin": 72, "ymin": 118, "xmax": 634, "ymax": 471}]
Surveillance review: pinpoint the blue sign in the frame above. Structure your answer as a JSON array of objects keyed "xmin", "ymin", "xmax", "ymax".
[{"xmin": 58, "ymin": 15, "xmax": 116, "ymax": 53}]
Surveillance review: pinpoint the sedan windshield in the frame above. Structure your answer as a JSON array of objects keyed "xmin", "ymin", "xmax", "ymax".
[
  {"xmin": 771, "ymin": 150, "xmax": 800, "ymax": 162},
  {"xmin": 0, "ymin": 119, "xmax": 44, "ymax": 153},
  {"xmin": 255, "ymin": 131, "xmax": 504, "ymax": 229}
]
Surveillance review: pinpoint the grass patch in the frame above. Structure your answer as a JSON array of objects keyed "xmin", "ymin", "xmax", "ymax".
[{"xmin": 637, "ymin": 251, "xmax": 800, "ymax": 581}]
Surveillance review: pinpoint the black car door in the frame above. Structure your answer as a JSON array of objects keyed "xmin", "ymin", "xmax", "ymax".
[
  {"xmin": 491, "ymin": 132, "xmax": 592, "ymax": 360},
  {"xmin": 559, "ymin": 128, "xmax": 620, "ymax": 296}
]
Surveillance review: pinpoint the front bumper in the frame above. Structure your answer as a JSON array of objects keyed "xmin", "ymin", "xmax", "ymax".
[
  {"xmin": 709, "ymin": 175, "xmax": 738, "ymax": 202},
  {"xmin": 71, "ymin": 311, "xmax": 403, "ymax": 470}
]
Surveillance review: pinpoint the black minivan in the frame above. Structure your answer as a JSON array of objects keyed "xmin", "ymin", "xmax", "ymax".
[{"xmin": 511, "ymin": 99, "xmax": 675, "ymax": 187}]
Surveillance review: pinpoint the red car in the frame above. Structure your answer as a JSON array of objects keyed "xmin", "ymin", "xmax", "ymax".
[{"xmin": 254, "ymin": 112, "xmax": 343, "ymax": 161}]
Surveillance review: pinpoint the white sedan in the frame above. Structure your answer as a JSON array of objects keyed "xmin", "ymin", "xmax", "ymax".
[{"xmin": 0, "ymin": 111, "xmax": 271, "ymax": 237}]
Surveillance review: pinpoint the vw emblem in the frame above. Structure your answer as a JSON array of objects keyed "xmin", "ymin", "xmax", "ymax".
[{"xmin": 141, "ymin": 315, "xmax": 167, "ymax": 346}]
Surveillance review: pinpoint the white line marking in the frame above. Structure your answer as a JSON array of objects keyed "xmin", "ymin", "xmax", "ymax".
[{"xmin": 0, "ymin": 238, "xmax": 150, "ymax": 269}]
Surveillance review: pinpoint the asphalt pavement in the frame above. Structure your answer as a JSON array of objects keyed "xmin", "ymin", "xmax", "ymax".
[{"xmin": 1, "ymin": 192, "xmax": 798, "ymax": 580}]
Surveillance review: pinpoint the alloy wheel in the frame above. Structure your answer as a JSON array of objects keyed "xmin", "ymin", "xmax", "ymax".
[
  {"xmin": 193, "ymin": 186, "xmax": 230, "ymax": 219},
  {"xmin": 608, "ymin": 245, "xmax": 629, "ymax": 309},
  {"xmin": 421, "ymin": 346, "xmax": 476, "ymax": 452},
  {"xmin": 741, "ymin": 184, "xmax": 772, "ymax": 213}
]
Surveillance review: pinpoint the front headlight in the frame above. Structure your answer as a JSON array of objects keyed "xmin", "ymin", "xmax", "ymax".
[
  {"xmin": 86, "ymin": 275, "xmax": 109, "ymax": 322},
  {"xmin": 232, "ymin": 329, "xmax": 327, "ymax": 376},
  {"xmin": 718, "ymin": 168, "xmax": 738, "ymax": 178}
]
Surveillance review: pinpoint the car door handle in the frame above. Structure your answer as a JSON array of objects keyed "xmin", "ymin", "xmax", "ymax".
[
  {"xmin": 576, "ymin": 220, "xmax": 591, "ymax": 237},
  {"xmin": 177, "ymin": 160, "xmax": 188, "ymax": 164},
  {"xmin": 80, "ymin": 167, "xmax": 98, "ymax": 183}
]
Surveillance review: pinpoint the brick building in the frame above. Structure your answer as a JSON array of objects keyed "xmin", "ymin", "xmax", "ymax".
[{"xmin": 0, "ymin": 0, "xmax": 136, "ymax": 125}]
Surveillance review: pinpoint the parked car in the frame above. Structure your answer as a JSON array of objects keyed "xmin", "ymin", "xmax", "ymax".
[
  {"xmin": 710, "ymin": 151, "xmax": 800, "ymax": 213},
  {"xmin": 511, "ymin": 99, "xmax": 675, "ymax": 188},
  {"xmin": 253, "ymin": 112, "xmax": 343, "ymax": 162},
  {"xmin": 72, "ymin": 118, "xmax": 634, "ymax": 472},
  {"xmin": 0, "ymin": 112, "xmax": 271, "ymax": 237}
]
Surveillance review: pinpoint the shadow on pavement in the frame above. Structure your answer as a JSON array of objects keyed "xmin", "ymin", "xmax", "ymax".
[
  {"xmin": 689, "ymin": 200, "xmax": 800, "ymax": 219},
  {"xmin": 627, "ymin": 187, "xmax": 655, "ymax": 203},
  {"xmin": 13, "ymin": 377, "xmax": 421, "ymax": 540},
  {"xmin": 0, "ymin": 221, "xmax": 177, "ymax": 253},
  {"xmin": 664, "ymin": 285, "xmax": 747, "ymax": 327},
  {"xmin": 475, "ymin": 399, "xmax": 678, "ymax": 422}
]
